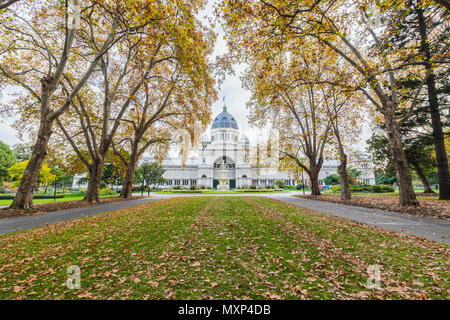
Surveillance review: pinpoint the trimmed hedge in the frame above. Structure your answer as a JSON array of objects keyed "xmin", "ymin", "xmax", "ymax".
[
  {"xmin": 0, "ymin": 194, "xmax": 64, "ymax": 200},
  {"xmin": 163, "ymin": 190, "xmax": 205, "ymax": 193},
  {"xmin": 162, "ymin": 189, "xmax": 285, "ymax": 193},
  {"xmin": 99, "ymin": 188, "xmax": 118, "ymax": 195},
  {"xmin": 237, "ymin": 189, "xmax": 284, "ymax": 192},
  {"xmin": 77, "ymin": 189, "xmax": 118, "ymax": 196},
  {"xmin": 330, "ymin": 184, "xmax": 395, "ymax": 193}
]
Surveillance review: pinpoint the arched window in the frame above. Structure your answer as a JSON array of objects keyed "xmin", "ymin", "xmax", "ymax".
[
  {"xmin": 242, "ymin": 175, "xmax": 247, "ymax": 179},
  {"xmin": 201, "ymin": 175, "xmax": 207, "ymax": 178},
  {"xmin": 213, "ymin": 156, "xmax": 235, "ymax": 168}
]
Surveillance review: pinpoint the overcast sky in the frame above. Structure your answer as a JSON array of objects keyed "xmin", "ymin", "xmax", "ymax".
[{"xmin": 0, "ymin": 1, "xmax": 371, "ymax": 153}]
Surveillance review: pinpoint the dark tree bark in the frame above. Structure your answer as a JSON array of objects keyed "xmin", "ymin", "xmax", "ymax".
[
  {"xmin": 120, "ymin": 142, "xmax": 140, "ymax": 198},
  {"xmin": 412, "ymin": 162, "xmax": 435, "ymax": 194},
  {"xmin": 83, "ymin": 157, "xmax": 105, "ymax": 203},
  {"xmin": 333, "ymin": 119, "xmax": 351, "ymax": 200},
  {"xmin": 385, "ymin": 113, "xmax": 419, "ymax": 206},
  {"xmin": 338, "ymin": 154, "xmax": 351, "ymax": 200},
  {"xmin": 309, "ymin": 162, "xmax": 321, "ymax": 196},
  {"xmin": 10, "ymin": 118, "xmax": 53, "ymax": 210},
  {"xmin": 0, "ymin": 0, "xmax": 20, "ymax": 10},
  {"xmin": 417, "ymin": 4, "xmax": 450, "ymax": 200}
]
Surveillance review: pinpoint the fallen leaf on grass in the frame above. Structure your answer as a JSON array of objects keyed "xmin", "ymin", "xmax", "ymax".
[
  {"xmin": 78, "ymin": 291, "xmax": 93, "ymax": 299},
  {"xmin": 13, "ymin": 286, "xmax": 22, "ymax": 293}
]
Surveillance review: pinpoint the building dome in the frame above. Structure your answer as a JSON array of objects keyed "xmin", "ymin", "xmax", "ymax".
[
  {"xmin": 211, "ymin": 106, "xmax": 239, "ymax": 130},
  {"xmin": 201, "ymin": 134, "xmax": 211, "ymax": 143},
  {"xmin": 239, "ymin": 135, "xmax": 249, "ymax": 144}
]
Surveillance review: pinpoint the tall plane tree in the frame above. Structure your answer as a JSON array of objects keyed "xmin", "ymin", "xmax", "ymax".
[
  {"xmin": 58, "ymin": 0, "xmax": 215, "ymax": 203},
  {"xmin": 116, "ymin": 66, "xmax": 215, "ymax": 198},
  {"xmin": 0, "ymin": 0, "xmax": 121, "ymax": 210},
  {"xmin": 243, "ymin": 44, "xmax": 339, "ymax": 195},
  {"xmin": 218, "ymin": 0, "xmax": 433, "ymax": 206},
  {"xmin": 325, "ymin": 86, "xmax": 365, "ymax": 200}
]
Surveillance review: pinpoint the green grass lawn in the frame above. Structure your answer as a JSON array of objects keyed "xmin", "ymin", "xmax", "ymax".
[
  {"xmin": 157, "ymin": 189, "xmax": 291, "ymax": 194},
  {"xmin": 0, "ymin": 196, "xmax": 448, "ymax": 299},
  {"xmin": 0, "ymin": 192, "xmax": 119, "ymax": 207}
]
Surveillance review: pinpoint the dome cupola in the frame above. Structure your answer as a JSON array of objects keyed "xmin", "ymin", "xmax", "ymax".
[
  {"xmin": 211, "ymin": 106, "xmax": 239, "ymax": 130},
  {"xmin": 239, "ymin": 135, "xmax": 249, "ymax": 144}
]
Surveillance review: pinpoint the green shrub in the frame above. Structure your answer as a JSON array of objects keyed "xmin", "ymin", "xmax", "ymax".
[
  {"xmin": 324, "ymin": 174, "xmax": 340, "ymax": 186},
  {"xmin": 163, "ymin": 190, "xmax": 204, "ymax": 193},
  {"xmin": 330, "ymin": 184, "xmax": 394, "ymax": 193},
  {"xmin": 331, "ymin": 185, "xmax": 341, "ymax": 193},
  {"xmin": 99, "ymin": 188, "xmax": 117, "ymax": 195},
  {"xmin": 274, "ymin": 180, "xmax": 285, "ymax": 189},
  {"xmin": 0, "ymin": 194, "xmax": 64, "ymax": 200},
  {"xmin": 237, "ymin": 189, "xmax": 284, "ymax": 193}
]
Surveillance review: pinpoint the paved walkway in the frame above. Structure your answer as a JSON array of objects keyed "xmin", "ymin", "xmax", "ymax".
[
  {"xmin": 265, "ymin": 193, "xmax": 449, "ymax": 244},
  {"xmin": 0, "ymin": 192, "xmax": 448, "ymax": 244},
  {"xmin": 0, "ymin": 198, "xmax": 158, "ymax": 235}
]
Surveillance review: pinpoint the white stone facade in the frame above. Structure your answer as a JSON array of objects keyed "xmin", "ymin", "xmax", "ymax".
[
  {"xmin": 72, "ymin": 107, "xmax": 376, "ymax": 190},
  {"xmin": 317, "ymin": 154, "xmax": 376, "ymax": 186},
  {"xmin": 157, "ymin": 106, "xmax": 296, "ymax": 189}
]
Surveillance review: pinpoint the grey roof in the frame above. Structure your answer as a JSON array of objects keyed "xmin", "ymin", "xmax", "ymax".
[
  {"xmin": 239, "ymin": 135, "xmax": 249, "ymax": 143},
  {"xmin": 211, "ymin": 106, "xmax": 239, "ymax": 130}
]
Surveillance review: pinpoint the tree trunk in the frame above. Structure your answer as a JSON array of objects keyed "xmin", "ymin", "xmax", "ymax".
[
  {"xmin": 120, "ymin": 144, "xmax": 140, "ymax": 199},
  {"xmin": 310, "ymin": 176, "xmax": 321, "ymax": 195},
  {"xmin": 417, "ymin": 5, "xmax": 450, "ymax": 200},
  {"xmin": 412, "ymin": 162, "xmax": 435, "ymax": 194},
  {"xmin": 309, "ymin": 164, "xmax": 321, "ymax": 196},
  {"xmin": 83, "ymin": 157, "xmax": 105, "ymax": 203},
  {"xmin": 338, "ymin": 154, "xmax": 351, "ymax": 200},
  {"xmin": 385, "ymin": 114, "xmax": 419, "ymax": 206},
  {"xmin": 10, "ymin": 120, "xmax": 53, "ymax": 210}
]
